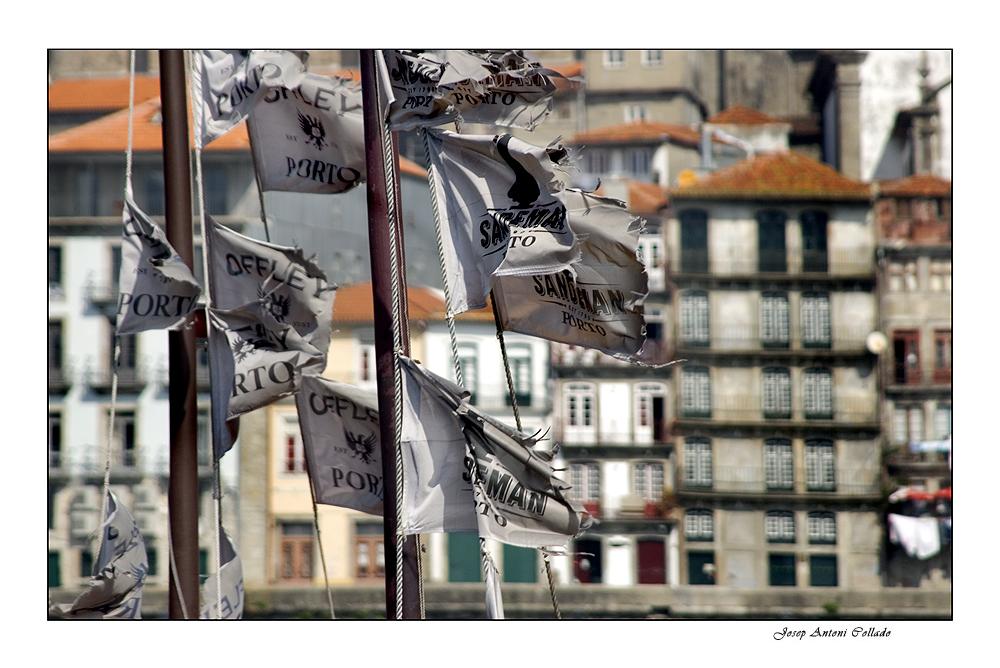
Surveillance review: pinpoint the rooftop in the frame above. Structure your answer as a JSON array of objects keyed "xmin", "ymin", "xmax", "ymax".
[
  {"xmin": 876, "ymin": 173, "xmax": 952, "ymax": 197},
  {"xmin": 569, "ymin": 119, "xmax": 702, "ymax": 148},
  {"xmin": 48, "ymin": 75, "xmax": 162, "ymax": 112},
  {"xmin": 669, "ymin": 149, "xmax": 871, "ymax": 201},
  {"xmin": 330, "ymin": 283, "xmax": 495, "ymax": 325},
  {"xmin": 706, "ymin": 104, "xmax": 788, "ymax": 126}
]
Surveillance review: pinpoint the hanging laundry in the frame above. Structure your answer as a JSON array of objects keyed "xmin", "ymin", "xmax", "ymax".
[{"xmin": 888, "ymin": 513, "xmax": 941, "ymax": 560}]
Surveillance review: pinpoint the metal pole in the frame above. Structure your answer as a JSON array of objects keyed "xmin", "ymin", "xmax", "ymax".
[
  {"xmin": 359, "ymin": 49, "xmax": 420, "ymax": 619},
  {"xmin": 159, "ymin": 49, "xmax": 200, "ymax": 620}
]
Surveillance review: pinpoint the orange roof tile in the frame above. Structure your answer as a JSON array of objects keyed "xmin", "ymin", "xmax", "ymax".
[
  {"xmin": 669, "ymin": 150, "xmax": 871, "ymax": 201},
  {"xmin": 48, "ymin": 75, "xmax": 162, "ymax": 112},
  {"xmin": 876, "ymin": 173, "xmax": 951, "ymax": 197},
  {"xmin": 628, "ymin": 181, "xmax": 669, "ymax": 214},
  {"xmin": 706, "ymin": 104, "xmax": 786, "ymax": 126},
  {"xmin": 331, "ymin": 282, "xmax": 445, "ymax": 324},
  {"xmin": 48, "ymin": 97, "xmax": 250, "ymax": 153},
  {"xmin": 570, "ymin": 120, "xmax": 702, "ymax": 147}
]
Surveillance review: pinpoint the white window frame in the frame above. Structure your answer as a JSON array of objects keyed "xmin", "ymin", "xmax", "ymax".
[
  {"xmin": 568, "ymin": 462, "xmax": 601, "ymax": 503},
  {"xmin": 638, "ymin": 235, "xmax": 665, "ymax": 291},
  {"xmin": 762, "ymin": 368, "xmax": 792, "ymax": 418},
  {"xmin": 681, "ymin": 367, "xmax": 711, "ymax": 418},
  {"xmin": 760, "ymin": 292, "xmax": 790, "ymax": 346},
  {"xmin": 282, "ymin": 415, "xmax": 306, "ymax": 475},
  {"xmin": 929, "ymin": 260, "xmax": 952, "ymax": 292},
  {"xmin": 634, "ymin": 461, "xmax": 664, "ymax": 502},
  {"xmin": 624, "ymin": 105, "xmax": 647, "ymax": 124},
  {"xmin": 803, "ymin": 368, "xmax": 834, "ymax": 418},
  {"xmin": 807, "ymin": 511, "xmax": 837, "ymax": 544},
  {"xmin": 506, "ymin": 344, "xmax": 532, "ymax": 407},
  {"xmin": 765, "ymin": 511, "xmax": 795, "ymax": 543},
  {"xmin": 603, "ymin": 50, "xmax": 626, "ymax": 69},
  {"xmin": 801, "ymin": 292, "xmax": 832, "ymax": 347},
  {"xmin": 457, "ymin": 342, "xmax": 478, "ymax": 403},
  {"xmin": 685, "ymin": 509, "xmax": 714, "ymax": 541},
  {"xmin": 564, "ymin": 382, "xmax": 596, "ymax": 444},
  {"xmin": 764, "ymin": 440, "xmax": 794, "ymax": 490},
  {"xmin": 805, "ymin": 440, "xmax": 836, "ymax": 491},
  {"xmin": 893, "ymin": 405, "xmax": 925, "ymax": 445},
  {"xmin": 934, "ymin": 404, "xmax": 952, "ymax": 440},
  {"xmin": 357, "ymin": 342, "xmax": 377, "ymax": 391},
  {"xmin": 641, "ymin": 50, "xmax": 663, "ymax": 67},
  {"xmin": 680, "ymin": 292, "xmax": 710, "ymax": 345},
  {"xmin": 633, "ymin": 382, "xmax": 666, "ymax": 444},
  {"xmin": 684, "ymin": 438, "xmax": 712, "ymax": 488}
]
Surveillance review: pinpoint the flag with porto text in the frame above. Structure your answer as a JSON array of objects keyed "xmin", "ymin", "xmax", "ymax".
[
  {"xmin": 204, "ymin": 216, "xmax": 336, "ymax": 356},
  {"xmin": 201, "ymin": 530, "xmax": 244, "ymax": 620},
  {"xmin": 492, "ymin": 188, "xmax": 650, "ymax": 361},
  {"xmin": 399, "ymin": 357, "xmax": 589, "ymax": 548},
  {"xmin": 191, "ymin": 49, "xmax": 309, "ymax": 148},
  {"xmin": 49, "ymin": 492, "xmax": 148, "ymax": 619},
  {"xmin": 116, "ymin": 192, "xmax": 201, "ymax": 335},
  {"xmin": 296, "ymin": 375, "xmax": 384, "ymax": 516},
  {"xmin": 247, "ymin": 71, "xmax": 366, "ymax": 194},
  {"xmin": 425, "ymin": 129, "xmax": 580, "ymax": 314},
  {"xmin": 208, "ymin": 302, "xmax": 325, "ymax": 459},
  {"xmin": 381, "ymin": 50, "xmax": 569, "ymax": 132}
]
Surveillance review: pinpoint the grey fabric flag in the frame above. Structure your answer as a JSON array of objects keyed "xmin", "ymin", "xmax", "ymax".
[
  {"xmin": 116, "ymin": 193, "xmax": 201, "ymax": 335},
  {"xmin": 492, "ymin": 188, "xmax": 650, "ymax": 360},
  {"xmin": 200, "ymin": 530, "xmax": 244, "ymax": 620},
  {"xmin": 399, "ymin": 357, "xmax": 590, "ymax": 549},
  {"xmin": 425, "ymin": 129, "xmax": 580, "ymax": 314},
  {"xmin": 204, "ymin": 216, "xmax": 336, "ymax": 356},
  {"xmin": 382, "ymin": 50, "xmax": 565, "ymax": 131},
  {"xmin": 49, "ymin": 492, "xmax": 149, "ymax": 619},
  {"xmin": 248, "ymin": 71, "xmax": 365, "ymax": 194},
  {"xmin": 191, "ymin": 49, "xmax": 308, "ymax": 148},
  {"xmin": 208, "ymin": 302, "xmax": 325, "ymax": 459},
  {"xmin": 296, "ymin": 375, "xmax": 384, "ymax": 516}
]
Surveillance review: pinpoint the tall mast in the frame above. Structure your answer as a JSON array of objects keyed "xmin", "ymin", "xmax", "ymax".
[
  {"xmin": 359, "ymin": 49, "xmax": 421, "ymax": 619},
  {"xmin": 158, "ymin": 49, "xmax": 200, "ymax": 619}
]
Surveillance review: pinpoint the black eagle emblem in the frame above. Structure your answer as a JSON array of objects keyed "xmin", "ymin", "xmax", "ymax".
[
  {"xmin": 257, "ymin": 284, "xmax": 291, "ymax": 323},
  {"xmin": 344, "ymin": 428, "xmax": 378, "ymax": 465},
  {"xmin": 297, "ymin": 110, "xmax": 327, "ymax": 150}
]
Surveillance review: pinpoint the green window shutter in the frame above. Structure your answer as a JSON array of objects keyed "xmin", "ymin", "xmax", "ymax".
[
  {"xmin": 447, "ymin": 533, "xmax": 482, "ymax": 583},
  {"xmin": 502, "ymin": 544, "xmax": 537, "ymax": 583}
]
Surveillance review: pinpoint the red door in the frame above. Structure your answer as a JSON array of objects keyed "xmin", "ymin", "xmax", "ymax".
[{"xmin": 637, "ymin": 539, "xmax": 666, "ymax": 584}]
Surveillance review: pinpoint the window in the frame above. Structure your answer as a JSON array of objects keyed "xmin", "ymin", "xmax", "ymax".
[
  {"xmin": 147, "ymin": 547, "xmax": 158, "ymax": 577},
  {"xmin": 112, "ymin": 328, "xmax": 139, "ymax": 384},
  {"xmin": 141, "ymin": 169, "xmax": 165, "ymax": 217},
  {"xmin": 893, "ymin": 405, "xmax": 924, "ymax": 445},
  {"xmin": 358, "ymin": 343, "xmax": 376, "ymax": 390},
  {"xmin": 934, "ymin": 329, "xmax": 952, "ymax": 383},
  {"xmin": 764, "ymin": 440, "xmax": 794, "ymax": 490},
  {"xmin": 768, "ymin": 553, "xmax": 796, "ymax": 586},
  {"xmin": 634, "ymin": 383, "xmax": 666, "ymax": 443},
  {"xmin": 681, "ymin": 366, "xmax": 711, "ymax": 418},
  {"xmin": 688, "ymin": 551, "xmax": 716, "ymax": 585},
  {"xmin": 803, "ymin": 368, "xmax": 833, "ymax": 419},
  {"xmin": 283, "ymin": 416, "xmax": 305, "ymax": 474},
  {"xmin": 889, "ymin": 260, "xmax": 918, "ymax": 291},
  {"xmin": 603, "ymin": 50, "xmax": 626, "ymax": 69},
  {"xmin": 457, "ymin": 343, "xmax": 478, "ymax": 404},
  {"xmin": 574, "ymin": 537, "xmax": 603, "ymax": 584},
  {"xmin": 934, "ymin": 404, "xmax": 952, "ymax": 440},
  {"xmin": 48, "ymin": 245, "xmax": 63, "ymax": 299},
  {"xmin": 757, "ymin": 210, "xmax": 787, "ymax": 272},
  {"xmin": 624, "ymin": 106, "xmax": 647, "ymax": 124},
  {"xmin": 634, "ymin": 462, "xmax": 664, "ymax": 502},
  {"xmin": 568, "ymin": 463, "xmax": 601, "ymax": 506},
  {"xmin": 505, "ymin": 345, "xmax": 531, "ymax": 407},
  {"xmin": 805, "ymin": 440, "xmax": 836, "ymax": 491},
  {"xmin": 503, "ymin": 544, "xmax": 538, "ymax": 583},
  {"xmin": 808, "ymin": 512, "xmax": 837, "ymax": 544},
  {"xmin": 800, "ymin": 210, "xmax": 828, "ymax": 272},
  {"xmin": 197, "ymin": 409, "xmax": 212, "ymax": 467},
  {"xmin": 892, "ymin": 329, "xmax": 920, "ymax": 384},
  {"xmin": 765, "ymin": 511, "xmax": 795, "ymax": 543},
  {"xmin": 564, "ymin": 383, "xmax": 596, "ymax": 443},
  {"xmin": 354, "ymin": 522, "xmax": 385, "ymax": 580},
  {"xmin": 684, "ymin": 509, "xmax": 714, "ymax": 541},
  {"xmin": 684, "ymin": 438, "xmax": 712, "ymax": 488},
  {"xmin": 801, "ymin": 293, "xmax": 831, "ymax": 348},
  {"xmin": 48, "ymin": 413, "xmax": 62, "ymax": 468},
  {"xmin": 204, "ymin": 167, "xmax": 228, "ymax": 215},
  {"xmin": 584, "ymin": 148, "xmax": 610, "ymax": 175},
  {"xmin": 762, "ymin": 368, "xmax": 792, "ymax": 419},
  {"xmin": 929, "ymin": 260, "xmax": 952, "ymax": 292},
  {"xmin": 111, "ymin": 410, "xmax": 137, "ymax": 468},
  {"xmin": 80, "ymin": 550, "xmax": 94, "ymax": 578},
  {"xmin": 638, "ymin": 235, "xmax": 665, "ymax": 290},
  {"xmin": 49, "ymin": 552, "xmax": 61, "ymax": 588},
  {"xmin": 760, "ymin": 293, "xmax": 790, "ymax": 348},
  {"xmin": 448, "ymin": 533, "xmax": 483, "ymax": 583},
  {"xmin": 895, "ymin": 198, "xmax": 911, "ymax": 219},
  {"xmin": 278, "ymin": 523, "xmax": 314, "ymax": 582},
  {"xmin": 680, "ymin": 292, "xmax": 710, "ymax": 346},
  {"xmin": 810, "ymin": 554, "xmax": 838, "ymax": 587},
  {"xmin": 679, "ymin": 209, "xmax": 709, "ymax": 272},
  {"xmin": 625, "ymin": 146, "xmax": 652, "ymax": 175},
  {"xmin": 48, "ymin": 320, "xmax": 64, "ymax": 381},
  {"xmin": 641, "ymin": 50, "xmax": 663, "ymax": 67}
]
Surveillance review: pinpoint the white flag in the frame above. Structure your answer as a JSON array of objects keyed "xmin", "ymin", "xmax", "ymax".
[
  {"xmin": 492, "ymin": 189, "xmax": 650, "ymax": 360},
  {"xmin": 116, "ymin": 193, "xmax": 202, "ymax": 335},
  {"xmin": 208, "ymin": 302, "xmax": 325, "ymax": 459},
  {"xmin": 399, "ymin": 357, "xmax": 589, "ymax": 548},
  {"xmin": 204, "ymin": 216, "xmax": 336, "ymax": 355},
  {"xmin": 425, "ymin": 129, "xmax": 580, "ymax": 314},
  {"xmin": 201, "ymin": 530, "xmax": 244, "ymax": 620},
  {"xmin": 49, "ymin": 492, "xmax": 148, "ymax": 619},
  {"xmin": 382, "ymin": 50, "xmax": 565, "ymax": 131},
  {"xmin": 296, "ymin": 375, "xmax": 384, "ymax": 516},
  {"xmin": 248, "ymin": 71, "xmax": 365, "ymax": 194},
  {"xmin": 191, "ymin": 49, "xmax": 308, "ymax": 148}
]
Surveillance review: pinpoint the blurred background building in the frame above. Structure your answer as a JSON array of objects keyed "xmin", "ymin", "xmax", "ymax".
[{"xmin": 48, "ymin": 49, "xmax": 950, "ymax": 618}]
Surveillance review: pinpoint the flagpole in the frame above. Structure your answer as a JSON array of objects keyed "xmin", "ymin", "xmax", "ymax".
[
  {"xmin": 159, "ymin": 49, "xmax": 201, "ymax": 619},
  {"xmin": 359, "ymin": 49, "xmax": 421, "ymax": 620}
]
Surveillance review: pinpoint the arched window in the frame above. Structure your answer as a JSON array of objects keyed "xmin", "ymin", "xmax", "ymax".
[
  {"xmin": 681, "ymin": 366, "xmax": 711, "ymax": 418},
  {"xmin": 807, "ymin": 511, "xmax": 837, "ymax": 544},
  {"xmin": 765, "ymin": 510, "xmax": 795, "ymax": 543},
  {"xmin": 760, "ymin": 292, "xmax": 790, "ymax": 347},
  {"xmin": 680, "ymin": 291, "xmax": 710, "ymax": 346},
  {"xmin": 683, "ymin": 438, "xmax": 712, "ymax": 488},
  {"xmin": 684, "ymin": 509, "xmax": 714, "ymax": 541},
  {"xmin": 762, "ymin": 367, "xmax": 792, "ymax": 418},
  {"xmin": 803, "ymin": 368, "xmax": 834, "ymax": 419},
  {"xmin": 764, "ymin": 439, "xmax": 794, "ymax": 490},
  {"xmin": 805, "ymin": 439, "xmax": 836, "ymax": 491},
  {"xmin": 801, "ymin": 292, "xmax": 832, "ymax": 348}
]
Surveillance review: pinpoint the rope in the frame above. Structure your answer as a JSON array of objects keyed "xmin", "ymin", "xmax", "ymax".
[
  {"xmin": 489, "ymin": 292, "xmax": 521, "ymax": 432},
  {"xmin": 303, "ymin": 439, "xmax": 337, "ymax": 619},
  {"xmin": 213, "ymin": 460, "xmax": 223, "ymax": 618},
  {"xmin": 245, "ymin": 117, "xmax": 271, "ymax": 242},
  {"xmin": 542, "ymin": 552, "xmax": 562, "ymax": 619},
  {"xmin": 167, "ymin": 527, "xmax": 191, "ymax": 619},
  {"xmin": 422, "ymin": 129, "xmax": 463, "ymax": 386}
]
